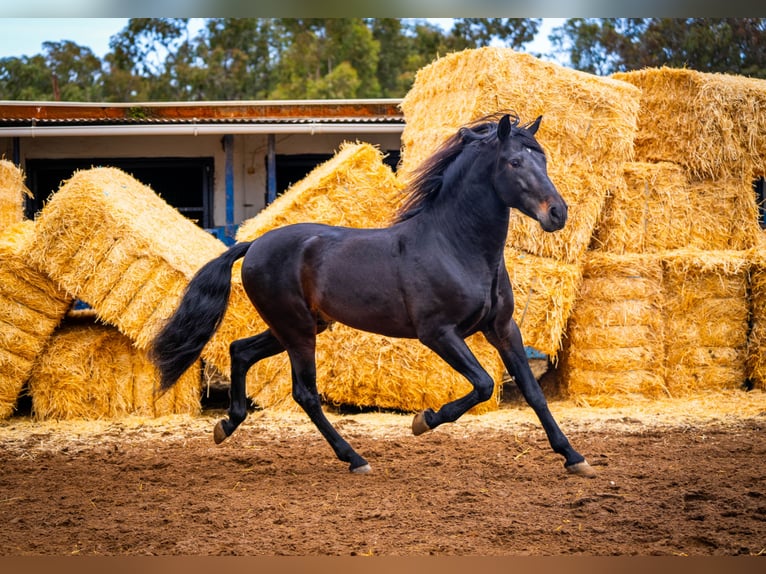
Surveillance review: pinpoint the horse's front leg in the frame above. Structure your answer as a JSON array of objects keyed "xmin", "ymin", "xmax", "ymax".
[
  {"xmin": 214, "ymin": 331, "xmax": 284, "ymax": 444},
  {"xmin": 485, "ymin": 320, "xmax": 596, "ymax": 478},
  {"xmin": 412, "ymin": 328, "xmax": 496, "ymax": 434}
]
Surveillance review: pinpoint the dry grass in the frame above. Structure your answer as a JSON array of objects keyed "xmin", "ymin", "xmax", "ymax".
[
  {"xmin": 28, "ymin": 167, "xmax": 226, "ymax": 351},
  {"xmin": 0, "ymin": 159, "xmax": 30, "ymax": 229},
  {"xmin": 0, "ymin": 221, "xmax": 72, "ymax": 419},
  {"xmin": 28, "ymin": 314, "xmax": 201, "ymax": 421},
  {"xmin": 662, "ymin": 249, "xmax": 750, "ymax": 396},
  {"xmin": 504, "ymin": 247, "xmax": 583, "ymax": 357},
  {"xmin": 613, "ymin": 67, "xmax": 766, "ymax": 180},
  {"xmin": 560, "ymin": 252, "xmax": 667, "ymax": 405}
]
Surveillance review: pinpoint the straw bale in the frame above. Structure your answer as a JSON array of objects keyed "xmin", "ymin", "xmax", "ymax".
[
  {"xmin": 28, "ymin": 167, "xmax": 226, "ymax": 351},
  {"xmin": 400, "ymin": 47, "xmax": 642, "ymax": 263},
  {"xmin": 504, "ymin": 247, "xmax": 583, "ymax": 357},
  {"xmin": 684, "ymin": 178, "xmax": 761, "ymax": 251},
  {"xmin": 746, "ymin": 232, "xmax": 766, "ymax": 389},
  {"xmin": 28, "ymin": 318, "xmax": 200, "ymax": 421},
  {"xmin": 613, "ymin": 67, "xmax": 766, "ymax": 180},
  {"xmin": 593, "ymin": 162, "xmax": 691, "ymax": 253},
  {"xmin": 661, "ymin": 249, "xmax": 750, "ymax": 395},
  {"xmin": 559, "ymin": 252, "xmax": 667, "ymax": 404},
  {"xmin": 0, "ymin": 221, "xmax": 72, "ymax": 419},
  {"xmin": 0, "ymin": 159, "xmax": 30, "ymax": 229},
  {"xmin": 207, "ymin": 143, "xmax": 503, "ymax": 413}
]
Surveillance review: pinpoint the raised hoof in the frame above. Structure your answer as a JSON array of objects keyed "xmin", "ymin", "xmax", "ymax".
[
  {"xmin": 213, "ymin": 420, "xmax": 229, "ymax": 445},
  {"xmin": 566, "ymin": 460, "xmax": 597, "ymax": 478},
  {"xmin": 350, "ymin": 463, "xmax": 372, "ymax": 475},
  {"xmin": 412, "ymin": 411, "xmax": 431, "ymax": 436}
]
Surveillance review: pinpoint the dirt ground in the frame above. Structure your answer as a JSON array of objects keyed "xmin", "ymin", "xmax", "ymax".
[{"xmin": 1, "ymin": 389, "xmax": 765, "ymax": 556}]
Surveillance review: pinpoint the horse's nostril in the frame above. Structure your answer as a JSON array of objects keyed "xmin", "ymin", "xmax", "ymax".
[{"xmin": 548, "ymin": 202, "xmax": 567, "ymax": 228}]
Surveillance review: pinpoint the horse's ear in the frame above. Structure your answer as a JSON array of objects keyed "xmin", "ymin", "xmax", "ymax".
[
  {"xmin": 527, "ymin": 116, "xmax": 543, "ymax": 135},
  {"xmin": 497, "ymin": 114, "xmax": 512, "ymax": 141}
]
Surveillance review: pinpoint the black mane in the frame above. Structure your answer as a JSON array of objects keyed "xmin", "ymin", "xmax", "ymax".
[{"xmin": 395, "ymin": 112, "xmax": 543, "ymax": 223}]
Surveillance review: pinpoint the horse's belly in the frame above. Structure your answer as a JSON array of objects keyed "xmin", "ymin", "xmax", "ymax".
[{"xmin": 317, "ymin": 283, "xmax": 417, "ymax": 339}]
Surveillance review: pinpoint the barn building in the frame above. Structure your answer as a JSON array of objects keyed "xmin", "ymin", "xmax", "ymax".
[{"xmin": 0, "ymin": 99, "xmax": 405, "ymax": 242}]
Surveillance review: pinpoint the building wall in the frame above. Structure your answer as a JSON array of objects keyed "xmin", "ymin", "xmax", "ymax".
[{"xmin": 2, "ymin": 131, "xmax": 402, "ymax": 227}]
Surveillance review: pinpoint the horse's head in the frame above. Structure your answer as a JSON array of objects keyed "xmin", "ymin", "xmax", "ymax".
[{"xmin": 492, "ymin": 114, "xmax": 567, "ymax": 232}]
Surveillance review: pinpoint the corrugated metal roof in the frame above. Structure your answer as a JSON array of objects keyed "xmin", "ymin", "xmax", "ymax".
[{"xmin": 0, "ymin": 99, "xmax": 405, "ymax": 128}]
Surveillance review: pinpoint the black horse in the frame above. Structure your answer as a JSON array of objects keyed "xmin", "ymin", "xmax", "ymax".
[{"xmin": 152, "ymin": 113, "xmax": 595, "ymax": 478}]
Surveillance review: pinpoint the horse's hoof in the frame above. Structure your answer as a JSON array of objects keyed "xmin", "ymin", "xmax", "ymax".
[
  {"xmin": 412, "ymin": 411, "xmax": 431, "ymax": 436},
  {"xmin": 566, "ymin": 460, "xmax": 597, "ymax": 478},
  {"xmin": 213, "ymin": 420, "xmax": 229, "ymax": 445},
  {"xmin": 350, "ymin": 463, "xmax": 372, "ymax": 474}
]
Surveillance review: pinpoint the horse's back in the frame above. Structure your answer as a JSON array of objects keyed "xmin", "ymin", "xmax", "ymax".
[{"xmin": 241, "ymin": 222, "xmax": 417, "ymax": 338}]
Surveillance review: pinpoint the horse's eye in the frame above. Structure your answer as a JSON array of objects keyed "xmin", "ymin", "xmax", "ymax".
[{"xmin": 510, "ymin": 159, "xmax": 521, "ymax": 168}]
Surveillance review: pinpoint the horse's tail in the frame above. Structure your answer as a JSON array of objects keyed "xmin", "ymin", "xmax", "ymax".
[{"xmin": 151, "ymin": 241, "xmax": 253, "ymax": 391}]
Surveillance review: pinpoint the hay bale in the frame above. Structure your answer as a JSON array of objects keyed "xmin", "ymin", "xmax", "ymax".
[
  {"xmin": 400, "ymin": 47, "xmax": 642, "ymax": 264},
  {"xmin": 593, "ymin": 162, "xmax": 691, "ymax": 253},
  {"xmin": 28, "ymin": 317, "xmax": 200, "ymax": 421},
  {"xmin": 560, "ymin": 252, "xmax": 667, "ymax": 406},
  {"xmin": 0, "ymin": 221, "xmax": 72, "ymax": 419},
  {"xmin": 0, "ymin": 160, "xmax": 30, "ymax": 229},
  {"xmin": 28, "ymin": 167, "xmax": 226, "ymax": 351},
  {"xmin": 207, "ymin": 142, "xmax": 503, "ymax": 413},
  {"xmin": 747, "ymin": 232, "xmax": 766, "ymax": 390},
  {"xmin": 504, "ymin": 247, "xmax": 582, "ymax": 358},
  {"xmin": 662, "ymin": 249, "xmax": 750, "ymax": 395},
  {"xmin": 684, "ymin": 178, "xmax": 761, "ymax": 251},
  {"xmin": 613, "ymin": 67, "xmax": 766, "ymax": 180}
]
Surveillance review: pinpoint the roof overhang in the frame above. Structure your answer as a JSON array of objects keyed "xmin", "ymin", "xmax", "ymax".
[{"xmin": 0, "ymin": 99, "xmax": 406, "ymax": 137}]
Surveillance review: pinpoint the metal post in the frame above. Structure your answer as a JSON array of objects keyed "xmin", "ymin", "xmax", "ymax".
[
  {"xmin": 267, "ymin": 133, "xmax": 277, "ymax": 205},
  {"xmin": 224, "ymin": 134, "xmax": 235, "ymax": 243}
]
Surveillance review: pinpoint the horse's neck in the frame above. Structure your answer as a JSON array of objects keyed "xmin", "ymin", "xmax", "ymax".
[{"xmin": 429, "ymin": 175, "xmax": 510, "ymax": 267}]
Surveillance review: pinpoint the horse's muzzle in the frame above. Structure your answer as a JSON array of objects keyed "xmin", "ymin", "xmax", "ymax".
[{"xmin": 540, "ymin": 200, "xmax": 568, "ymax": 232}]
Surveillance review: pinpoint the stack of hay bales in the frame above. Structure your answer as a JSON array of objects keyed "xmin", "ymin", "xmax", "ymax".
[
  {"xmin": 399, "ymin": 47, "xmax": 642, "ymax": 358},
  {"xmin": 661, "ymin": 250, "xmax": 751, "ymax": 395},
  {"xmin": 29, "ymin": 313, "xmax": 200, "ymax": 420},
  {"xmin": 0, "ymin": 159, "xmax": 29, "ymax": 229},
  {"xmin": 0, "ymin": 221, "xmax": 72, "ymax": 418},
  {"xmin": 560, "ymin": 252, "xmax": 667, "ymax": 405},
  {"xmin": 614, "ymin": 68, "xmax": 764, "ymax": 397},
  {"xmin": 29, "ymin": 167, "xmax": 226, "ymax": 351},
  {"xmin": 24, "ymin": 167, "xmax": 225, "ymax": 418},
  {"xmin": 205, "ymin": 142, "xmax": 505, "ymax": 414},
  {"xmin": 561, "ymin": 67, "xmax": 765, "ymax": 404}
]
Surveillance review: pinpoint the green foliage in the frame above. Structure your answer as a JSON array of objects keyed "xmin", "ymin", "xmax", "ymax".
[
  {"xmin": 7, "ymin": 18, "xmax": 764, "ymax": 102},
  {"xmin": 552, "ymin": 18, "xmax": 766, "ymax": 78},
  {"xmin": 0, "ymin": 18, "xmax": 543, "ymax": 102}
]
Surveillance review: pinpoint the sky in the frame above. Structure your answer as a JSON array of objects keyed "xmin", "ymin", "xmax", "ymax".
[{"xmin": 0, "ymin": 18, "xmax": 562, "ymax": 61}]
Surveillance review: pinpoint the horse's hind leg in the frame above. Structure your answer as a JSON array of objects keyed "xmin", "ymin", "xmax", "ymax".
[
  {"xmin": 284, "ymin": 340, "xmax": 371, "ymax": 474},
  {"xmin": 214, "ymin": 330, "xmax": 284, "ymax": 444}
]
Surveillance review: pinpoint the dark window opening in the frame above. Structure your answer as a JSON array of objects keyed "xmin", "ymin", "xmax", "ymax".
[
  {"xmin": 25, "ymin": 157, "xmax": 214, "ymax": 228},
  {"xmin": 265, "ymin": 150, "xmax": 401, "ymax": 204}
]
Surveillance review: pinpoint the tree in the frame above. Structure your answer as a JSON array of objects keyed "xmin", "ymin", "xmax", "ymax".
[
  {"xmin": 271, "ymin": 18, "xmax": 381, "ymax": 99},
  {"xmin": 552, "ymin": 18, "xmax": 766, "ymax": 78},
  {"xmin": 0, "ymin": 55, "xmax": 52, "ymax": 100},
  {"xmin": 447, "ymin": 18, "xmax": 541, "ymax": 50},
  {"xmin": 42, "ymin": 41, "xmax": 104, "ymax": 101}
]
